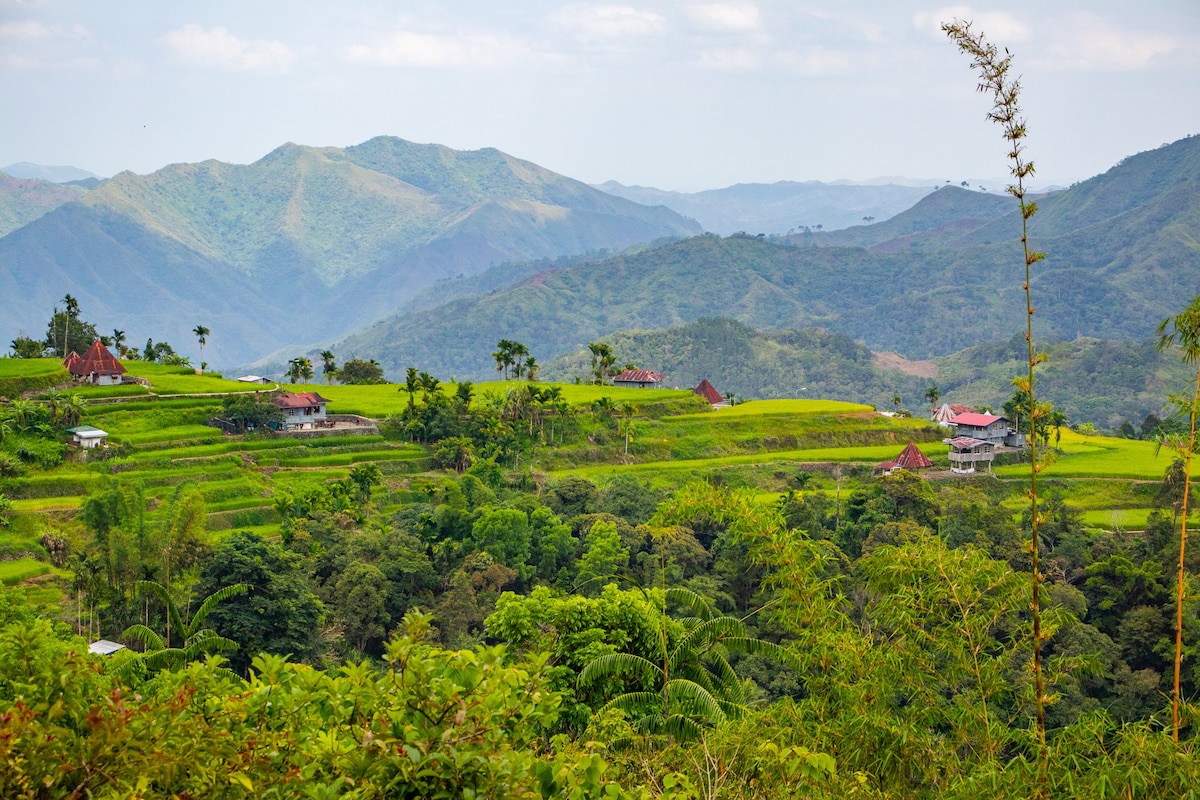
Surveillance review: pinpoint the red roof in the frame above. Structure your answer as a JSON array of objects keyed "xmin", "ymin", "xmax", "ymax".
[
  {"xmin": 612, "ymin": 369, "xmax": 666, "ymax": 384},
  {"xmin": 893, "ymin": 442, "xmax": 934, "ymax": 469},
  {"xmin": 272, "ymin": 391, "xmax": 330, "ymax": 409},
  {"xmin": 62, "ymin": 351, "xmax": 82, "ymax": 371},
  {"xmin": 68, "ymin": 339, "xmax": 125, "ymax": 378},
  {"xmin": 948, "ymin": 404, "xmax": 977, "ymax": 415},
  {"xmin": 694, "ymin": 378, "xmax": 724, "ymax": 405},
  {"xmin": 951, "ymin": 412, "xmax": 1004, "ymax": 427}
]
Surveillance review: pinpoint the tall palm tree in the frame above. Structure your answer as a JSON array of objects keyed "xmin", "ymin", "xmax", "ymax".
[
  {"xmin": 924, "ymin": 384, "xmax": 941, "ymax": 410},
  {"xmin": 122, "ymin": 580, "xmax": 249, "ymax": 671},
  {"xmin": 524, "ymin": 356, "xmax": 539, "ymax": 382},
  {"xmin": 320, "ymin": 350, "xmax": 337, "ymax": 384},
  {"xmin": 192, "ymin": 325, "xmax": 210, "ymax": 367},
  {"xmin": 61, "ymin": 294, "xmax": 79, "ymax": 356},
  {"xmin": 404, "ymin": 367, "xmax": 419, "ymax": 413},
  {"xmin": 111, "ymin": 329, "xmax": 127, "ymax": 357}
]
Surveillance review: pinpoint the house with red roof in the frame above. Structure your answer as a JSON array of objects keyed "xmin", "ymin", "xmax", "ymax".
[
  {"xmin": 950, "ymin": 412, "xmax": 1025, "ymax": 448},
  {"xmin": 63, "ymin": 339, "xmax": 126, "ymax": 386},
  {"xmin": 271, "ymin": 391, "xmax": 331, "ymax": 431},
  {"xmin": 693, "ymin": 378, "xmax": 728, "ymax": 407},
  {"xmin": 612, "ymin": 369, "xmax": 667, "ymax": 389}
]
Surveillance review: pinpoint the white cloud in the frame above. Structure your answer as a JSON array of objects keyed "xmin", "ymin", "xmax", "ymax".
[
  {"xmin": 345, "ymin": 29, "xmax": 539, "ymax": 68},
  {"xmin": 1036, "ymin": 12, "xmax": 1177, "ymax": 71},
  {"xmin": 775, "ymin": 47, "xmax": 854, "ymax": 76},
  {"xmin": 686, "ymin": 2, "xmax": 762, "ymax": 33},
  {"xmin": 553, "ymin": 5, "xmax": 667, "ymax": 38},
  {"xmin": 0, "ymin": 20, "xmax": 52, "ymax": 40},
  {"xmin": 164, "ymin": 24, "xmax": 294, "ymax": 73},
  {"xmin": 913, "ymin": 6, "xmax": 1030, "ymax": 43},
  {"xmin": 695, "ymin": 47, "xmax": 760, "ymax": 70}
]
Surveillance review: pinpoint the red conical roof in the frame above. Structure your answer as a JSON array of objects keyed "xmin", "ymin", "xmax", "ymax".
[
  {"xmin": 69, "ymin": 339, "xmax": 125, "ymax": 378},
  {"xmin": 893, "ymin": 441, "xmax": 934, "ymax": 469},
  {"xmin": 694, "ymin": 378, "xmax": 724, "ymax": 405}
]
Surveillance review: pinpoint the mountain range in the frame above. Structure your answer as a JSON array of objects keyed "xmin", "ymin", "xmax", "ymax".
[
  {"xmin": 593, "ymin": 179, "xmax": 938, "ymax": 235},
  {"xmin": 327, "ymin": 133, "xmax": 1200, "ymax": 383},
  {"xmin": 0, "ymin": 138, "xmax": 701, "ymax": 366}
]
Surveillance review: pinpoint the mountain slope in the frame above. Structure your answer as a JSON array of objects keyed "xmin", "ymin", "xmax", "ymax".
[
  {"xmin": 0, "ymin": 137, "xmax": 701, "ymax": 367},
  {"xmin": 332, "ymin": 134, "xmax": 1200, "ymax": 377},
  {"xmin": 0, "ymin": 172, "xmax": 89, "ymax": 237}
]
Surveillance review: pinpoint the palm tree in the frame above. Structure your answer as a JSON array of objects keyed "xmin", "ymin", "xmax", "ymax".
[
  {"xmin": 61, "ymin": 294, "xmax": 79, "ymax": 357},
  {"xmin": 60, "ymin": 394, "xmax": 87, "ymax": 428},
  {"xmin": 192, "ymin": 325, "xmax": 210, "ymax": 367},
  {"xmin": 924, "ymin": 384, "xmax": 941, "ymax": 410},
  {"xmin": 111, "ymin": 329, "xmax": 127, "ymax": 357},
  {"xmin": 510, "ymin": 342, "xmax": 530, "ymax": 380},
  {"xmin": 418, "ymin": 371, "xmax": 441, "ymax": 400},
  {"xmin": 404, "ymin": 367, "xmax": 419, "ymax": 413},
  {"xmin": 524, "ymin": 356, "xmax": 539, "ymax": 382},
  {"xmin": 455, "ymin": 380, "xmax": 475, "ymax": 410},
  {"xmin": 287, "ymin": 357, "xmax": 314, "ymax": 384},
  {"xmin": 493, "ymin": 339, "xmax": 516, "ymax": 380},
  {"xmin": 320, "ymin": 350, "xmax": 337, "ymax": 384},
  {"xmin": 121, "ymin": 580, "xmax": 249, "ymax": 671},
  {"xmin": 580, "ymin": 587, "xmax": 797, "ymax": 743},
  {"xmin": 41, "ymin": 389, "xmax": 65, "ymax": 427}
]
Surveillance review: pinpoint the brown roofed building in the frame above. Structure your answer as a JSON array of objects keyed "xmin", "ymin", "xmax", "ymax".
[
  {"xmin": 65, "ymin": 339, "xmax": 126, "ymax": 385},
  {"xmin": 693, "ymin": 378, "xmax": 728, "ymax": 407},
  {"xmin": 612, "ymin": 369, "xmax": 667, "ymax": 389},
  {"xmin": 876, "ymin": 441, "xmax": 934, "ymax": 475},
  {"xmin": 271, "ymin": 391, "xmax": 331, "ymax": 430}
]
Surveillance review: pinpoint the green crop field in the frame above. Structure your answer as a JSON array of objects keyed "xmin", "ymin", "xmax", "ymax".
[
  {"xmin": 669, "ymin": 398, "xmax": 874, "ymax": 419},
  {"xmin": 994, "ymin": 430, "xmax": 1177, "ymax": 480}
]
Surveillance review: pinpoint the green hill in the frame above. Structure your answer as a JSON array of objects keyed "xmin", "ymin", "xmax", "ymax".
[{"xmin": 0, "ymin": 172, "xmax": 88, "ymax": 238}]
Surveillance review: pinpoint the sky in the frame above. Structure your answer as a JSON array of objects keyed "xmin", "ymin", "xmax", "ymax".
[{"xmin": 2, "ymin": 1, "xmax": 1198, "ymax": 192}]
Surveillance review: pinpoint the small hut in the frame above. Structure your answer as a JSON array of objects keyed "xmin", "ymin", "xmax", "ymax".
[
  {"xmin": 693, "ymin": 378, "xmax": 728, "ymax": 407},
  {"xmin": 64, "ymin": 339, "xmax": 125, "ymax": 385},
  {"xmin": 876, "ymin": 441, "xmax": 935, "ymax": 475}
]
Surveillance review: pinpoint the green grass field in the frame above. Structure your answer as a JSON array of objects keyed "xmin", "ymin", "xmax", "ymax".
[
  {"xmin": 669, "ymin": 398, "xmax": 874, "ymax": 419},
  {"xmin": 994, "ymin": 430, "xmax": 1176, "ymax": 480}
]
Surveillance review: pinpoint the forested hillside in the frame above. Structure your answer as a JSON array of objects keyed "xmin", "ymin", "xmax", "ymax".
[
  {"xmin": 0, "ymin": 137, "xmax": 700, "ymax": 366},
  {"xmin": 540, "ymin": 318, "xmax": 1188, "ymax": 427},
  {"xmin": 330, "ymin": 135, "xmax": 1200, "ymax": 382}
]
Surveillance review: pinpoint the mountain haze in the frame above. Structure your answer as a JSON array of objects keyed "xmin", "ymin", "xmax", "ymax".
[
  {"xmin": 0, "ymin": 137, "xmax": 701, "ymax": 367},
  {"xmin": 595, "ymin": 179, "xmax": 936, "ymax": 234}
]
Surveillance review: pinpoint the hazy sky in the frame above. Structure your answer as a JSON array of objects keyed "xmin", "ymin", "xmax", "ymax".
[{"xmin": 2, "ymin": 1, "xmax": 1198, "ymax": 191}]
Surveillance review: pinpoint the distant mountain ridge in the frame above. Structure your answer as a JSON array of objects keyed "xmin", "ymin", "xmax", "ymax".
[
  {"xmin": 2, "ymin": 162, "xmax": 102, "ymax": 183},
  {"xmin": 0, "ymin": 137, "xmax": 701, "ymax": 367},
  {"xmin": 594, "ymin": 179, "xmax": 937, "ymax": 234},
  {"xmin": 331, "ymin": 134, "xmax": 1200, "ymax": 380},
  {"xmin": 0, "ymin": 172, "xmax": 89, "ymax": 238}
]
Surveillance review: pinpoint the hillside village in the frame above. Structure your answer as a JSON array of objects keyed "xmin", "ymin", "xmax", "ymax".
[{"xmin": 2, "ymin": 21, "xmax": 1200, "ymax": 793}]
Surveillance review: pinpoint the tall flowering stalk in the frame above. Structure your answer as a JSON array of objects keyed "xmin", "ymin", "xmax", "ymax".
[
  {"xmin": 1155, "ymin": 296, "xmax": 1200, "ymax": 742},
  {"xmin": 943, "ymin": 19, "xmax": 1050, "ymax": 788}
]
